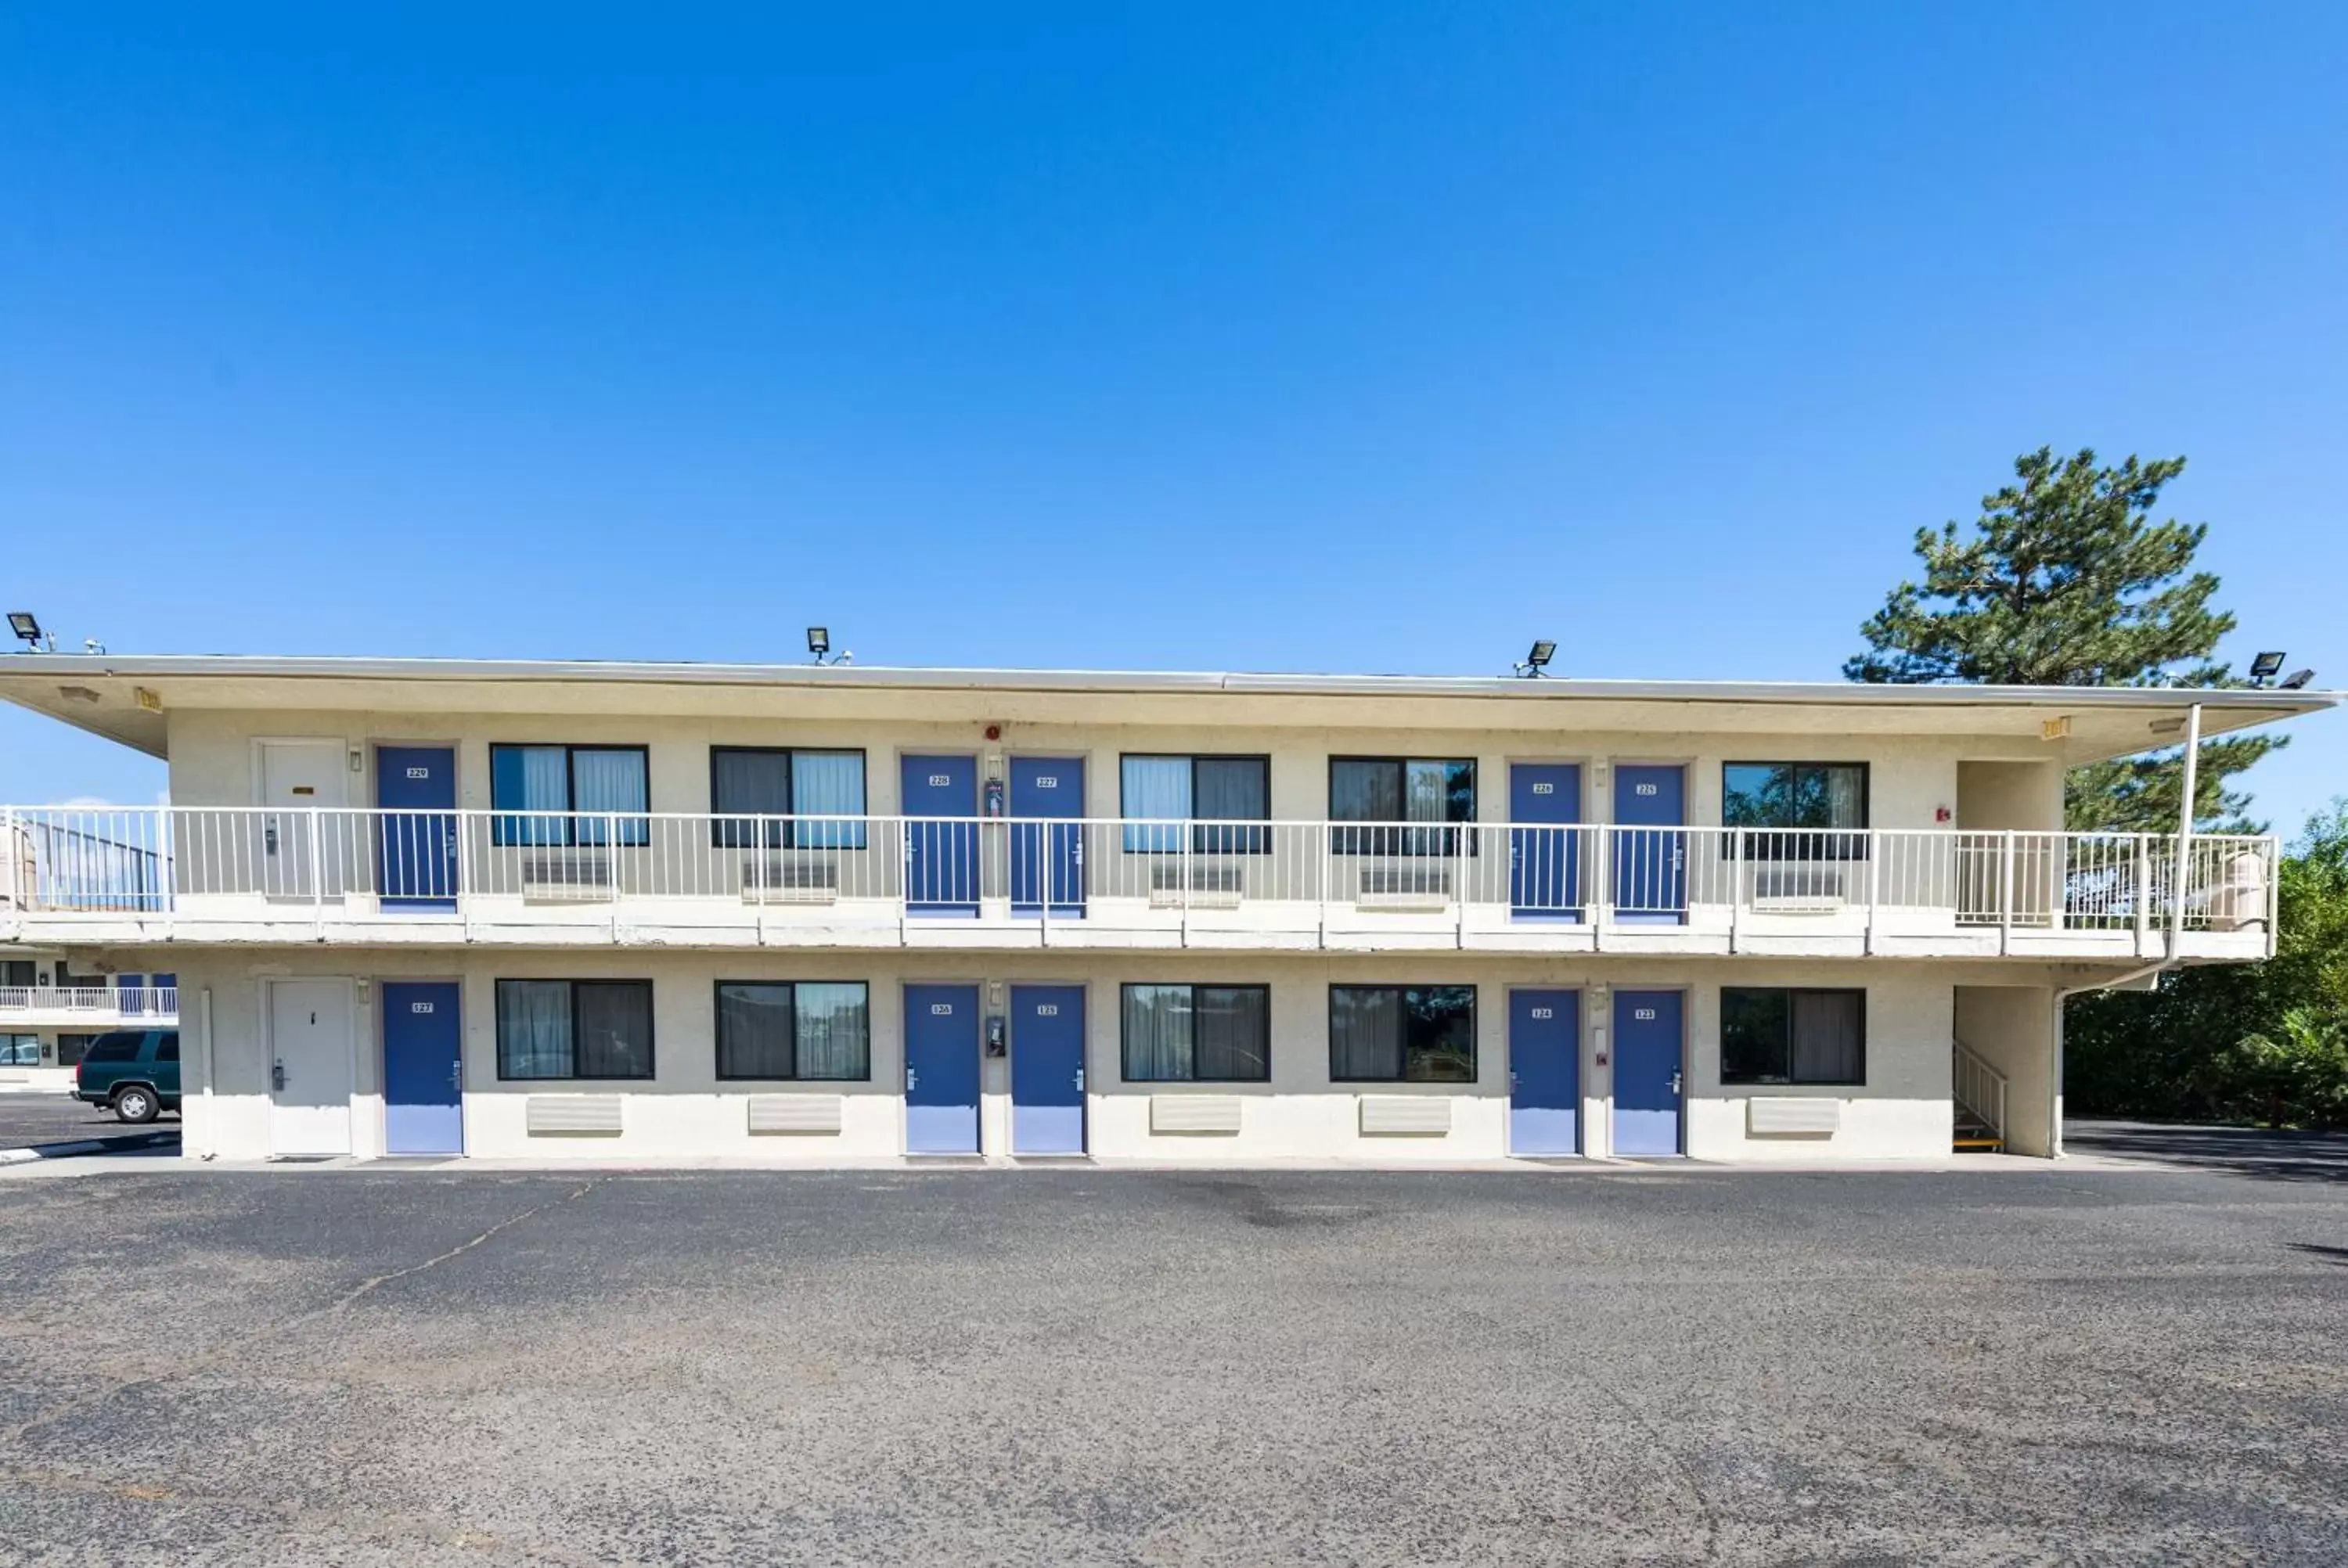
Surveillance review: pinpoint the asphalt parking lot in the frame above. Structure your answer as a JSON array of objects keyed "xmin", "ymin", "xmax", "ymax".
[
  {"xmin": 0, "ymin": 1093, "xmax": 175, "ymax": 1153},
  {"xmin": 2, "ymin": 1153, "xmax": 2344, "ymax": 1566}
]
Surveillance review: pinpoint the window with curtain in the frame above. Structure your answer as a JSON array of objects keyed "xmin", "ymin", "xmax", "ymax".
[
  {"xmin": 490, "ymin": 745, "xmax": 650, "ymax": 847},
  {"xmin": 1119, "ymin": 755, "xmax": 1270, "ymax": 854},
  {"xmin": 1722, "ymin": 763, "xmax": 1868, "ymax": 860},
  {"xmin": 496, "ymin": 978, "xmax": 656, "ymax": 1080},
  {"xmin": 1328, "ymin": 985, "xmax": 1475, "ymax": 1082},
  {"xmin": 715, "ymin": 980, "xmax": 870, "ymax": 1080},
  {"xmin": 1120, "ymin": 984, "xmax": 1271, "ymax": 1081},
  {"xmin": 710, "ymin": 749, "xmax": 869, "ymax": 849},
  {"xmin": 1720, "ymin": 987, "xmax": 1865, "ymax": 1085},
  {"xmin": 1330, "ymin": 759, "xmax": 1475, "ymax": 857}
]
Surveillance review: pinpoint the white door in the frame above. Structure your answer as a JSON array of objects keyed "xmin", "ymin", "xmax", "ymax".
[
  {"xmin": 259, "ymin": 742, "xmax": 348, "ymax": 899},
  {"xmin": 269, "ymin": 980, "xmax": 355, "ymax": 1156}
]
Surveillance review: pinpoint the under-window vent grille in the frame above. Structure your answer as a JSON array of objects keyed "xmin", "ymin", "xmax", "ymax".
[
  {"xmin": 1356, "ymin": 864, "xmax": 1453, "ymax": 906},
  {"xmin": 1150, "ymin": 1094, "xmax": 1243, "ymax": 1134},
  {"xmin": 1745, "ymin": 1097, "xmax": 1840, "ymax": 1136},
  {"xmin": 1149, "ymin": 862, "xmax": 1246, "ymax": 908},
  {"xmin": 520, "ymin": 851, "xmax": 614, "ymax": 901},
  {"xmin": 747, "ymin": 1094, "xmax": 844, "ymax": 1134},
  {"xmin": 1749, "ymin": 864, "xmax": 1848, "ymax": 912},
  {"xmin": 743, "ymin": 855, "xmax": 842, "ymax": 904},
  {"xmin": 1359, "ymin": 1096, "xmax": 1453, "ymax": 1135},
  {"xmin": 525, "ymin": 1095, "xmax": 624, "ymax": 1135}
]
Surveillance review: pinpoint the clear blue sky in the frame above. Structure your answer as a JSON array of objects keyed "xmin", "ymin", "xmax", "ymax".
[{"xmin": 3, "ymin": 3, "xmax": 2342, "ymax": 829}]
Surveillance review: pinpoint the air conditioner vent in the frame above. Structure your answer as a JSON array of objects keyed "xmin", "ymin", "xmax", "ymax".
[
  {"xmin": 1149, "ymin": 861, "xmax": 1245, "ymax": 908},
  {"xmin": 744, "ymin": 854, "xmax": 842, "ymax": 904},
  {"xmin": 747, "ymin": 1094, "xmax": 844, "ymax": 1134},
  {"xmin": 519, "ymin": 851, "xmax": 614, "ymax": 901},
  {"xmin": 1746, "ymin": 1097, "xmax": 1840, "ymax": 1136},
  {"xmin": 526, "ymin": 1095, "xmax": 624, "ymax": 1135},
  {"xmin": 1356, "ymin": 864, "xmax": 1452, "ymax": 906},
  {"xmin": 1359, "ymin": 1096, "xmax": 1452, "ymax": 1135},
  {"xmin": 1151, "ymin": 1095, "xmax": 1243, "ymax": 1134},
  {"xmin": 1749, "ymin": 864, "xmax": 1847, "ymax": 912}
]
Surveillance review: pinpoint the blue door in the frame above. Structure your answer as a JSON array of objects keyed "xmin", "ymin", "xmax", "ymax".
[
  {"xmin": 1613, "ymin": 765, "xmax": 1686, "ymax": 922},
  {"xmin": 900, "ymin": 756, "xmax": 980, "ymax": 916},
  {"xmin": 1510, "ymin": 989, "xmax": 1581, "ymax": 1154},
  {"xmin": 377, "ymin": 746, "xmax": 459, "ymax": 912},
  {"xmin": 1612, "ymin": 990, "xmax": 1684, "ymax": 1156},
  {"xmin": 904, "ymin": 984, "xmax": 981, "ymax": 1153},
  {"xmin": 1010, "ymin": 985, "xmax": 1086, "ymax": 1153},
  {"xmin": 1512, "ymin": 986, "xmax": 1587, "ymax": 1160},
  {"xmin": 1010, "ymin": 757, "xmax": 1085, "ymax": 916},
  {"xmin": 383, "ymin": 980, "xmax": 463, "ymax": 1155},
  {"xmin": 1510, "ymin": 763, "xmax": 1583, "ymax": 919}
]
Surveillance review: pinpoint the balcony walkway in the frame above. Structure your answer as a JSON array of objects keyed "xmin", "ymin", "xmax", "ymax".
[{"xmin": 1, "ymin": 808, "xmax": 2278, "ymax": 962}]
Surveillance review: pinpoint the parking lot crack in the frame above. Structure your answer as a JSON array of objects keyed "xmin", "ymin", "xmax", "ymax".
[{"xmin": 0, "ymin": 1175, "xmax": 603, "ymax": 1454}]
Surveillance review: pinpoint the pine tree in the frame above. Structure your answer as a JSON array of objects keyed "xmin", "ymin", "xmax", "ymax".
[{"xmin": 1846, "ymin": 447, "xmax": 2278, "ymax": 831}]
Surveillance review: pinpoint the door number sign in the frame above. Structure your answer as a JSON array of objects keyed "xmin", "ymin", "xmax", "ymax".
[
  {"xmin": 931, "ymin": 1003, "xmax": 954, "ymax": 1015},
  {"xmin": 1636, "ymin": 783, "xmax": 1658, "ymax": 796},
  {"xmin": 411, "ymin": 1002, "xmax": 434, "ymax": 1013},
  {"xmin": 1634, "ymin": 1008, "xmax": 1658, "ymax": 1020}
]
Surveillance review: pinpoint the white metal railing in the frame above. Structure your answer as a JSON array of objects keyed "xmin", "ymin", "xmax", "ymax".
[
  {"xmin": 0, "ymin": 985, "xmax": 179, "ymax": 1017},
  {"xmin": 1952, "ymin": 1038, "xmax": 2007, "ymax": 1140},
  {"xmin": 0, "ymin": 807, "xmax": 2279, "ymax": 949}
]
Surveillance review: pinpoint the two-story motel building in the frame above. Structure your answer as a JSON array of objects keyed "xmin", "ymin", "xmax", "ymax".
[{"xmin": 0, "ymin": 655, "xmax": 2329, "ymax": 1164}]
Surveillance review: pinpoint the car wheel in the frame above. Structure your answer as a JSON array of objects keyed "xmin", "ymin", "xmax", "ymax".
[{"xmin": 113, "ymin": 1086, "xmax": 158, "ymax": 1124}]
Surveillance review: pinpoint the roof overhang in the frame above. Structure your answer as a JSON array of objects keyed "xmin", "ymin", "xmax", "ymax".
[{"xmin": 0, "ymin": 653, "xmax": 2334, "ymax": 764}]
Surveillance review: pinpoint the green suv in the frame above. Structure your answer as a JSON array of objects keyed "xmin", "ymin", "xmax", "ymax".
[{"xmin": 72, "ymin": 1029, "xmax": 181, "ymax": 1124}]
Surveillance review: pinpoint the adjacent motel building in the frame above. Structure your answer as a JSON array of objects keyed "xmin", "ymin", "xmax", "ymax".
[
  {"xmin": 0, "ymin": 655, "xmax": 2330, "ymax": 1163},
  {"xmin": 0, "ymin": 947, "xmax": 178, "ymax": 1091}
]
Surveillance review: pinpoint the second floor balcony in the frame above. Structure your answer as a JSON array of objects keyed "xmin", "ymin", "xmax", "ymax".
[
  {"xmin": 0, "ymin": 807, "xmax": 2277, "ymax": 962},
  {"xmin": 0, "ymin": 984, "xmax": 179, "ymax": 1027}
]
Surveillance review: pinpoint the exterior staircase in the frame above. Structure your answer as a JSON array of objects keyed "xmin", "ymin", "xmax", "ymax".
[{"xmin": 1952, "ymin": 1038, "xmax": 2008, "ymax": 1153}]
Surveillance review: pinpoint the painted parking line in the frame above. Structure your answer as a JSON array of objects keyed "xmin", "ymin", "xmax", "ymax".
[{"xmin": 0, "ymin": 1131, "xmax": 179, "ymax": 1166}]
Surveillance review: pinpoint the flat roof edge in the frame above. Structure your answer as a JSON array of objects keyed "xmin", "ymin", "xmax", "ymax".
[{"xmin": 0, "ymin": 653, "xmax": 2335, "ymax": 712}]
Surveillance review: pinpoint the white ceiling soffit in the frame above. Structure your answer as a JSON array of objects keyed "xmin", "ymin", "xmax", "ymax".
[{"xmin": 0, "ymin": 654, "xmax": 2332, "ymax": 764}]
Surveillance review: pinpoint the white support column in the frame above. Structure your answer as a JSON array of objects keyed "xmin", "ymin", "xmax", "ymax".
[
  {"xmin": 2169, "ymin": 703, "xmax": 2203, "ymax": 958},
  {"xmin": 196, "ymin": 985, "xmax": 215, "ymax": 1161},
  {"xmin": 2047, "ymin": 984, "xmax": 2065, "ymax": 1160}
]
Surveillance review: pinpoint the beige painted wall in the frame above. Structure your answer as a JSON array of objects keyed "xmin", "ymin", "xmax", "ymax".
[
  {"xmin": 164, "ymin": 703, "xmax": 2070, "ymax": 833},
  {"xmin": 169, "ymin": 948, "xmax": 1997, "ymax": 1165},
  {"xmin": 1957, "ymin": 760, "xmax": 2063, "ymax": 830},
  {"xmin": 1953, "ymin": 984, "xmax": 2057, "ymax": 1156}
]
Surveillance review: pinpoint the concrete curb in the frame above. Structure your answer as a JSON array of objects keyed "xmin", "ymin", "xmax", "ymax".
[{"xmin": 0, "ymin": 1131, "xmax": 180, "ymax": 1165}]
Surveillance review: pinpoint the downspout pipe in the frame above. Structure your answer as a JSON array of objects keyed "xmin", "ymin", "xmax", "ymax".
[{"xmin": 2046, "ymin": 703, "xmax": 2202, "ymax": 1158}]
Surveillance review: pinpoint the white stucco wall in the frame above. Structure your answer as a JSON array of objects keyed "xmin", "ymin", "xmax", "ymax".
[
  {"xmin": 165, "ymin": 948, "xmax": 2018, "ymax": 1164},
  {"xmin": 1954, "ymin": 984, "xmax": 2058, "ymax": 1156},
  {"xmin": 160, "ymin": 703, "xmax": 2062, "ymax": 834}
]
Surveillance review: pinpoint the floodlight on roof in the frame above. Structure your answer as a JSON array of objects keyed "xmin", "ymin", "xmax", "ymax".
[
  {"xmin": 2279, "ymin": 668, "xmax": 2317, "ymax": 690},
  {"xmin": 2250, "ymin": 650, "xmax": 2286, "ymax": 685},
  {"xmin": 806, "ymin": 627, "xmax": 829, "ymax": 659},
  {"xmin": 8, "ymin": 612, "xmax": 41, "ymax": 648},
  {"xmin": 1514, "ymin": 639, "xmax": 1558, "ymax": 678}
]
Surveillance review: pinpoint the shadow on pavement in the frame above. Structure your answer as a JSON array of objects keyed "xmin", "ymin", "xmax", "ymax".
[{"xmin": 2065, "ymin": 1118, "xmax": 2348, "ymax": 1184}]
